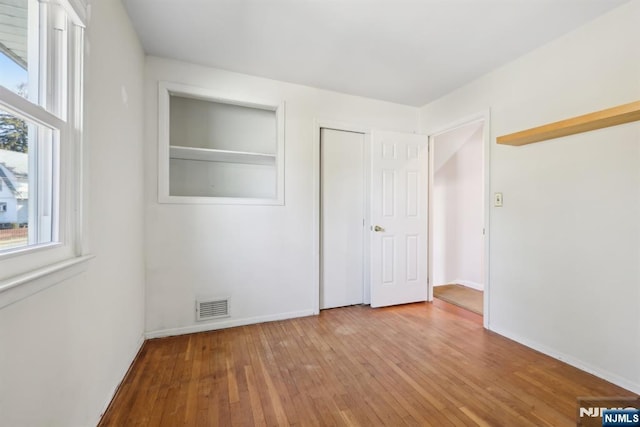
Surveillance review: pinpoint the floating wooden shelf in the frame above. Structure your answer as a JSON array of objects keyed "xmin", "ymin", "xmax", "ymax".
[
  {"xmin": 497, "ymin": 100, "xmax": 640, "ymax": 146},
  {"xmin": 170, "ymin": 145, "xmax": 276, "ymax": 165}
]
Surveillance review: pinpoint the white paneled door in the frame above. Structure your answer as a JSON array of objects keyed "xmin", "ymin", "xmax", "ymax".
[
  {"xmin": 370, "ymin": 131, "xmax": 428, "ymax": 308},
  {"xmin": 321, "ymin": 128, "xmax": 365, "ymax": 309}
]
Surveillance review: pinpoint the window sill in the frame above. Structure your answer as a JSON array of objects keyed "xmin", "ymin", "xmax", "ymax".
[{"xmin": 0, "ymin": 254, "xmax": 95, "ymax": 309}]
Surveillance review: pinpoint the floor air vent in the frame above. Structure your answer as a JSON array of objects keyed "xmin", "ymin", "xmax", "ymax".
[{"xmin": 196, "ymin": 298, "xmax": 229, "ymax": 321}]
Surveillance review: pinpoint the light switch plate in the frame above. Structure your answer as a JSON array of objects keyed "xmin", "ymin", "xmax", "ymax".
[{"xmin": 494, "ymin": 192, "xmax": 503, "ymax": 207}]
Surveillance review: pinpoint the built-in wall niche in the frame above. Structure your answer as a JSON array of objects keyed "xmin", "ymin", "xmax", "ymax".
[{"xmin": 158, "ymin": 81, "xmax": 285, "ymax": 204}]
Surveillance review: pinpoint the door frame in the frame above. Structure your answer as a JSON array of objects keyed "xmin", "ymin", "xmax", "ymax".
[
  {"xmin": 426, "ymin": 110, "xmax": 491, "ymax": 329},
  {"xmin": 313, "ymin": 120, "xmax": 372, "ymax": 314}
]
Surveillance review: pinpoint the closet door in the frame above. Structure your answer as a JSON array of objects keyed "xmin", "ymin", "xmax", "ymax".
[{"xmin": 320, "ymin": 128, "xmax": 365, "ymax": 309}]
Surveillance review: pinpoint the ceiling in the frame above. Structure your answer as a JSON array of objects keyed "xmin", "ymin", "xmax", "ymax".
[{"xmin": 122, "ymin": 0, "xmax": 628, "ymax": 107}]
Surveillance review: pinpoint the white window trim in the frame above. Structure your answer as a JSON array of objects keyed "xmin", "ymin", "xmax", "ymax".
[
  {"xmin": 157, "ymin": 81, "xmax": 286, "ymax": 205},
  {"xmin": 0, "ymin": 254, "xmax": 94, "ymax": 309},
  {"xmin": 0, "ymin": 86, "xmax": 66, "ymax": 131},
  {"xmin": 0, "ymin": 0, "xmax": 90, "ymax": 309}
]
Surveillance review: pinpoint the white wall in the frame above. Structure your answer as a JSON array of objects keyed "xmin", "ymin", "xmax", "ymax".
[
  {"xmin": 0, "ymin": 1, "xmax": 146, "ymax": 425},
  {"xmin": 144, "ymin": 56, "xmax": 419, "ymax": 337},
  {"xmin": 433, "ymin": 123, "xmax": 484, "ymax": 289},
  {"xmin": 421, "ymin": 1, "xmax": 640, "ymax": 393}
]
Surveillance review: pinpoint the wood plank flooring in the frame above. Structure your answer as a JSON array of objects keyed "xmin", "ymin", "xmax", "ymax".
[
  {"xmin": 99, "ymin": 302, "xmax": 636, "ymax": 426},
  {"xmin": 433, "ymin": 285, "xmax": 484, "ymax": 315}
]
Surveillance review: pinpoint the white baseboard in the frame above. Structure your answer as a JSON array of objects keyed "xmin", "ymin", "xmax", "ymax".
[
  {"xmin": 98, "ymin": 333, "xmax": 145, "ymax": 422},
  {"xmin": 489, "ymin": 324, "xmax": 640, "ymax": 395},
  {"xmin": 451, "ymin": 279, "xmax": 484, "ymax": 291},
  {"xmin": 145, "ymin": 309, "xmax": 316, "ymax": 339}
]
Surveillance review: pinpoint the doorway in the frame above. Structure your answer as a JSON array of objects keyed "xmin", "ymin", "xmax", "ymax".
[
  {"xmin": 320, "ymin": 128, "xmax": 365, "ymax": 309},
  {"xmin": 430, "ymin": 119, "xmax": 486, "ymax": 317}
]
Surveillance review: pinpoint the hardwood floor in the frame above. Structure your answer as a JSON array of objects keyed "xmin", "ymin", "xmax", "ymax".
[
  {"xmin": 99, "ymin": 302, "xmax": 635, "ymax": 426},
  {"xmin": 433, "ymin": 284, "xmax": 484, "ymax": 315}
]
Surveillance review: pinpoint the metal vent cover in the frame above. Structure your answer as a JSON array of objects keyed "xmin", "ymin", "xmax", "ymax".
[{"xmin": 196, "ymin": 298, "xmax": 229, "ymax": 321}]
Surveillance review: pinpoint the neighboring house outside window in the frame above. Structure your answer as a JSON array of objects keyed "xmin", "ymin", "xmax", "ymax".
[{"xmin": 0, "ymin": 151, "xmax": 29, "ymax": 248}]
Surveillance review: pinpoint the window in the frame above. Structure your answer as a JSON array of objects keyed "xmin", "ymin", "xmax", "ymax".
[
  {"xmin": 158, "ymin": 82, "xmax": 285, "ymax": 205},
  {"xmin": 0, "ymin": 108, "xmax": 56, "ymax": 251},
  {"xmin": 0, "ymin": 0, "xmax": 87, "ymax": 301}
]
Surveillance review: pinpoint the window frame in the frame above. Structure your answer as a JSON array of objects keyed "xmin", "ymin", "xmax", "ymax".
[
  {"xmin": 0, "ymin": 0, "xmax": 91, "ymax": 309},
  {"xmin": 157, "ymin": 81, "xmax": 286, "ymax": 205}
]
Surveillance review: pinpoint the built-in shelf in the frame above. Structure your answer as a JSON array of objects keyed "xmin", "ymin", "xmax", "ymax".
[
  {"xmin": 158, "ymin": 81, "xmax": 284, "ymax": 204},
  {"xmin": 169, "ymin": 145, "xmax": 276, "ymax": 166},
  {"xmin": 497, "ymin": 100, "xmax": 640, "ymax": 146}
]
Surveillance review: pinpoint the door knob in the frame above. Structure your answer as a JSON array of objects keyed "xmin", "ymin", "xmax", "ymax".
[{"xmin": 374, "ymin": 225, "xmax": 385, "ymax": 232}]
